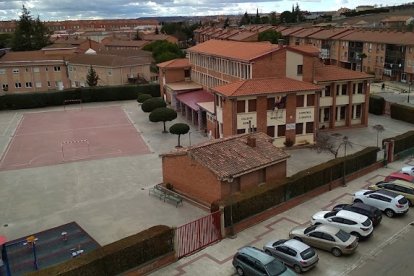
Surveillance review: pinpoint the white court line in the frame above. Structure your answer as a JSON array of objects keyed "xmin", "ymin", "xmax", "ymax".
[
  {"xmin": 1, "ymin": 112, "xmax": 18, "ymax": 136},
  {"xmin": 14, "ymin": 123, "xmax": 132, "ymax": 136},
  {"xmin": 122, "ymin": 107, "xmax": 155, "ymax": 154},
  {"xmin": 0, "ymin": 114, "xmax": 24, "ymax": 167}
]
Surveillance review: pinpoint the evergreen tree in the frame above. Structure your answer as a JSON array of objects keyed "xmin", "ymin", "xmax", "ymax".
[
  {"xmin": 86, "ymin": 65, "xmax": 99, "ymax": 87},
  {"xmin": 254, "ymin": 8, "xmax": 261, "ymax": 24},
  {"xmin": 223, "ymin": 17, "xmax": 230, "ymax": 29},
  {"xmin": 11, "ymin": 5, "xmax": 50, "ymax": 51},
  {"xmin": 155, "ymin": 26, "xmax": 159, "ymax": 34},
  {"xmin": 269, "ymin": 12, "xmax": 278, "ymax": 25},
  {"xmin": 239, "ymin": 12, "xmax": 251, "ymax": 26}
]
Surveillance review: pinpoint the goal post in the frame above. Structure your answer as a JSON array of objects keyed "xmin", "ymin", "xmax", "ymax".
[
  {"xmin": 61, "ymin": 139, "xmax": 90, "ymax": 161},
  {"xmin": 63, "ymin": 99, "xmax": 82, "ymax": 111}
]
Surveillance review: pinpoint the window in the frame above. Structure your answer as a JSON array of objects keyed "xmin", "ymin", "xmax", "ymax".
[
  {"xmin": 296, "ymin": 123, "xmax": 303, "ymax": 135},
  {"xmin": 237, "ymin": 129, "xmax": 246, "ymax": 134},
  {"xmin": 15, "ymin": 82, "xmax": 22, "ymax": 88},
  {"xmin": 341, "ymin": 84, "xmax": 347, "ymax": 95},
  {"xmin": 47, "ymin": 81, "xmax": 51, "ymax": 87},
  {"xmin": 35, "ymin": 82, "xmax": 42, "ymax": 88},
  {"xmin": 184, "ymin": 69, "xmax": 190, "ymax": 78},
  {"xmin": 324, "ymin": 86, "xmax": 331, "ymax": 97},
  {"xmin": 307, "ymin": 94, "xmax": 315, "ymax": 106},
  {"xmin": 68, "ymin": 66, "xmax": 73, "ymax": 72},
  {"xmin": 0, "ymin": 68, "xmax": 5, "ymax": 74},
  {"xmin": 297, "ymin": 65, "xmax": 303, "ymax": 75},
  {"xmin": 277, "ymin": 125, "xmax": 286, "ymax": 137},
  {"xmin": 358, "ymin": 83, "xmax": 363, "ymax": 94},
  {"xmin": 248, "ymin": 99, "xmax": 256, "ymax": 112},
  {"xmin": 54, "ymin": 66, "xmax": 61, "ymax": 72},
  {"xmin": 2, "ymin": 84, "xmax": 8, "ymax": 91},
  {"xmin": 267, "ymin": 97, "xmax": 275, "ymax": 110},
  {"xmin": 355, "ymin": 104, "xmax": 362, "ymax": 119},
  {"xmin": 45, "ymin": 67, "xmax": 49, "ymax": 71},
  {"xmin": 336, "ymin": 84, "xmax": 340, "ymax": 95},
  {"xmin": 321, "ymin": 233, "xmax": 335, "ymax": 242},
  {"xmin": 33, "ymin": 67, "xmax": 39, "ymax": 73},
  {"xmin": 340, "ymin": 106, "xmax": 346, "ymax": 120},
  {"xmin": 237, "ymin": 100, "xmax": 245, "ymax": 113},
  {"xmin": 25, "ymin": 82, "xmax": 32, "ymax": 88},
  {"xmin": 296, "ymin": 95, "xmax": 304, "ymax": 107},
  {"xmin": 306, "ymin": 122, "xmax": 314, "ymax": 133},
  {"xmin": 12, "ymin": 68, "xmax": 19, "ymax": 74},
  {"xmin": 25, "ymin": 68, "xmax": 30, "ymax": 72},
  {"xmin": 323, "ymin": 108, "xmax": 330, "ymax": 122},
  {"xmin": 267, "ymin": 126, "xmax": 275, "ymax": 137},
  {"xmin": 107, "ymin": 69, "xmax": 112, "ymax": 76},
  {"xmin": 309, "ymin": 232, "xmax": 323, "ymax": 239}
]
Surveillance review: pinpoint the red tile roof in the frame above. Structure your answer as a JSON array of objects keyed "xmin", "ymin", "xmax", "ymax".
[
  {"xmin": 381, "ymin": 16, "xmax": 414, "ymax": 22},
  {"xmin": 68, "ymin": 54, "xmax": 150, "ymax": 67},
  {"xmin": 213, "ymin": 77, "xmax": 322, "ymax": 97},
  {"xmin": 175, "ymin": 90, "xmax": 214, "ymax": 111},
  {"xmin": 291, "ymin": 27, "xmax": 322, "ymax": 38},
  {"xmin": 314, "ymin": 65, "xmax": 374, "ymax": 82},
  {"xmin": 228, "ymin": 31, "xmax": 257, "ymax": 41},
  {"xmin": 287, "ymin": 45, "xmax": 320, "ymax": 56},
  {"xmin": 340, "ymin": 30, "xmax": 414, "ymax": 45},
  {"xmin": 188, "ymin": 39, "xmax": 280, "ymax": 62},
  {"xmin": 280, "ymin": 26, "xmax": 304, "ymax": 36},
  {"xmin": 0, "ymin": 51, "xmax": 69, "ymax": 62},
  {"xmin": 157, "ymin": 58, "xmax": 190, "ymax": 68},
  {"xmin": 308, "ymin": 28, "xmax": 353, "ymax": 40},
  {"xmin": 163, "ymin": 132, "xmax": 289, "ymax": 180}
]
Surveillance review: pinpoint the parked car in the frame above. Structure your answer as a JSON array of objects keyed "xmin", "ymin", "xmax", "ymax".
[
  {"xmin": 332, "ymin": 202, "xmax": 382, "ymax": 226},
  {"xmin": 401, "ymin": 166, "xmax": 414, "ymax": 176},
  {"xmin": 310, "ymin": 210, "xmax": 373, "ymax": 239},
  {"xmin": 289, "ymin": 224, "xmax": 358, "ymax": 257},
  {"xmin": 232, "ymin": 246, "xmax": 296, "ymax": 276},
  {"xmin": 353, "ymin": 189, "xmax": 409, "ymax": 217},
  {"xmin": 385, "ymin": 172, "xmax": 414, "ymax": 183},
  {"xmin": 263, "ymin": 239, "xmax": 319, "ymax": 273},
  {"xmin": 369, "ymin": 180, "xmax": 414, "ymax": 206}
]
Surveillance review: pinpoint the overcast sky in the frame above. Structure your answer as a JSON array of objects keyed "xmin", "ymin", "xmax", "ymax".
[{"xmin": 0, "ymin": 0, "xmax": 409, "ymax": 21}]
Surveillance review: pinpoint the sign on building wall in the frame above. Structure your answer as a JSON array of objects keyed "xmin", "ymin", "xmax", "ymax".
[
  {"xmin": 237, "ymin": 114, "xmax": 257, "ymax": 128},
  {"xmin": 296, "ymin": 108, "xmax": 314, "ymax": 123},
  {"xmin": 286, "ymin": 123, "xmax": 296, "ymax": 130}
]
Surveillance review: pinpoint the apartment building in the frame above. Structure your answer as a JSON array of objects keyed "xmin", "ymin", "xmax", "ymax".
[
  {"xmin": 67, "ymin": 53, "xmax": 152, "ymax": 87},
  {"xmin": 100, "ymin": 38, "xmax": 149, "ymax": 50},
  {"xmin": 0, "ymin": 50, "xmax": 71, "ymax": 93}
]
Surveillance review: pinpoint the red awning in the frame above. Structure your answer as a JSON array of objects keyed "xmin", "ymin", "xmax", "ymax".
[{"xmin": 176, "ymin": 90, "xmax": 214, "ymax": 111}]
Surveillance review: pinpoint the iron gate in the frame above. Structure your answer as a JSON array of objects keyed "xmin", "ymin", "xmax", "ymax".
[{"xmin": 176, "ymin": 211, "xmax": 222, "ymax": 258}]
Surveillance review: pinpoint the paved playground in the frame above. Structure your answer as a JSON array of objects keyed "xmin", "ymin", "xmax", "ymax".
[{"xmin": 0, "ymin": 99, "xmax": 413, "ymax": 271}]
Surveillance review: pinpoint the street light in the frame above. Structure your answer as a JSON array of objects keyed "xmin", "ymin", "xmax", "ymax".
[
  {"xmin": 342, "ymin": 136, "xmax": 349, "ymax": 187},
  {"xmin": 188, "ymin": 131, "xmax": 192, "ymax": 146},
  {"xmin": 408, "ymin": 82, "xmax": 411, "ymax": 104}
]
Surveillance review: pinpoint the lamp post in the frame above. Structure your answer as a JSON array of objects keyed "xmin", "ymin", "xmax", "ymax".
[
  {"xmin": 188, "ymin": 131, "xmax": 192, "ymax": 146},
  {"xmin": 342, "ymin": 136, "xmax": 349, "ymax": 187},
  {"xmin": 408, "ymin": 82, "xmax": 411, "ymax": 104}
]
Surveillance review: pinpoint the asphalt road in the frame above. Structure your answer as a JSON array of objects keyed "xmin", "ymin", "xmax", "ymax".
[{"xmin": 347, "ymin": 222, "xmax": 414, "ymax": 276}]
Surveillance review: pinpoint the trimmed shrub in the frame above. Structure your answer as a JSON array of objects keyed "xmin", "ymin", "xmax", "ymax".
[
  {"xmin": 0, "ymin": 84, "xmax": 160, "ymax": 110},
  {"xmin": 32, "ymin": 225, "xmax": 173, "ymax": 276},
  {"xmin": 390, "ymin": 103, "xmax": 414, "ymax": 124},
  {"xmin": 369, "ymin": 95, "xmax": 385, "ymax": 115},
  {"xmin": 141, "ymin": 97, "xmax": 166, "ymax": 113},
  {"xmin": 137, "ymin": 94, "xmax": 152, "ymax": 103},
  {"xmin": 214, "ymin": 147, "xmax": 379, "ymax": 227},
  {"xmin": 383, "ymin": 130, "xmax": 414, "ymax": 155},
  {"xmin": 149, "ymin": 107, "xmax": 178, "ymax": 132}
]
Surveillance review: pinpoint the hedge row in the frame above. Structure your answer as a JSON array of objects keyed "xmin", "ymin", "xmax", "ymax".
[
  {"xmin": 214, "ymin": 147, "xmax": 379, "ymax": 227},
  {"xmin": 383, "ymin": 130, "xmax": 414, "ymax": 156},
  {"xmin": 369, "ymin": 95, "xmax": 385, "ymax": 115},
  {"xmin": 31, "ymin": 225, "xmax": 173, "ymax": 276},
  {"xmin": 390, "ymin": 103, "xmax": 414, "ymax": 124},
  {"xmin": 0, "ymin": 84, "xmax": 160, "ymax": 110}
]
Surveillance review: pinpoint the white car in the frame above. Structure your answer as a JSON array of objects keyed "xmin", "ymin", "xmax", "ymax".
[
  {"xmin": 311, "ymin": 210, "xmax": 373, "ymax": 239},
  {"xmin": 353, "ymin": 189, "xmax": 409, "ymax": 218},
  {"xmin": 401, "ymin": 166, "xmax": 414, "ymax": 176}
]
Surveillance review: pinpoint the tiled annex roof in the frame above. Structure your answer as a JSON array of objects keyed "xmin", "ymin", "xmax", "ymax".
[
  {"xmin": 228, "ymin": 31, "xmax": 257, "ymax": 41},
  {"xmin": 157, "ymin": 58, "xmax": 190, "ymax": 68},
  {"xmin": 287, "ymin": 45, "xmax": 320, "ymax": 56},
  {"xmin": 279, "ymin": 26, "xmax": 304, "ymax": 36},
  {"xmin": 213, "ymin": 77, "xmax": 322, "ymax": 97},
  {"xmin": 188, "ymin": 39, "xmax": 279, "ymax": 62},
  {"xmin": 314, "ymin": 65, "xmax": 374, "ymax": 82},
  {"xmin": 308, "ymin": 28, "xmax": 353, "ymax": 40},
  {"xmin": 339, "ymin": 30, "xmax": 414, "ymax": 45},
  {"xmin": 163, "ymin": 132, "xmax": 289, "ymax": 180},
  {"xmin": 175, "ymin": 90, "xmax": 214, "ymax": 111},
  {"xmin": 291, "ymin": 27, "xmax": 322, "ymax": 38}
]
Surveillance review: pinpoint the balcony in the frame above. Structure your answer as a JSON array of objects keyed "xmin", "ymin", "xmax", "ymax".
[
  {"xmin": 336, "ymin": 95, "xmax": 349, "ymax": 105},
  {"xmin": 352, "ymin": 94, "xmax": 365, "ymax": 103},
  {"xmin": 320, "ymin": 96, "xmax": 333, "ymax": 107}
]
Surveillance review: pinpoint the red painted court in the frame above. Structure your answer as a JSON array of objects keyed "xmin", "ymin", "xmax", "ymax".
[{"xmin": 0, "ymin": 106, "xmax": 150, "ymax": 171}]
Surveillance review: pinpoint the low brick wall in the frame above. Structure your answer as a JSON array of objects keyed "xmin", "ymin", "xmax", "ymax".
[{"xmin": 228, "ymin": 161, "xmax": 384, "ymax": 235}]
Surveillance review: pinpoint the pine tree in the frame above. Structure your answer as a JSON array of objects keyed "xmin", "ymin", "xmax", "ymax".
[
  {"xmin": 11, "ymin": 5, "xmax": 50, "ymax": 51},
  {"xmin": 155, "ymin": 26, "xmax": 159, "ymax": 34},
  {"xmin": 86, "ymin": 66, "xmax": 99, "ymax": 87}
]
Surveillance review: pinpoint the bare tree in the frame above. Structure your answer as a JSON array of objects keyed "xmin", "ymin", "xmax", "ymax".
[
  {"xmin": 313, "ymin": 133, "xmax": 352, "ymax": 158},
  {"xmin": 372, "ymin": 124, "xmax": 385, "ymax": 148}
]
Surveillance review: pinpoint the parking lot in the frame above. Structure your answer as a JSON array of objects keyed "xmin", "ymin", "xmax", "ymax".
[{"xmin": 151, "ymin": 156, "xmax": 414, "ymax": 276}]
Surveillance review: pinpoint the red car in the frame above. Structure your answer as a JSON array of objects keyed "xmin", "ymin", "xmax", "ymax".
[{"xmin": 385, "ymin": 172, "xmax": 414, "ymax": 183}]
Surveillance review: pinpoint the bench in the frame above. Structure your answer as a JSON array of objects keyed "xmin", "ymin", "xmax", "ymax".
[
  {"xmin": 164, "ymin": 192, "xmax": 183, "ymax": 207},
  {"xmin": 148, "ymin": 185, "xmax": 166, "ymax": 200},
  {"xmin": 148, "ymin": 184, "xmax": 183, "ymax": 207}
]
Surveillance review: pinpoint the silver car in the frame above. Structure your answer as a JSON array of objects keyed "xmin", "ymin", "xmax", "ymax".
[
  {"xmin": 289, "ymin": 224, "xmax": 358, "ymax": 257},
  {"xmin": 263, "ymin": 239, "xmax": 319, "ymax": 273}
]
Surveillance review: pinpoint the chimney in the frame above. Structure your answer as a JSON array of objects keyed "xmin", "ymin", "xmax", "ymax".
[{"xmin": 246, "ymin": 136, "xmax": 256, "ymax": 148}]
